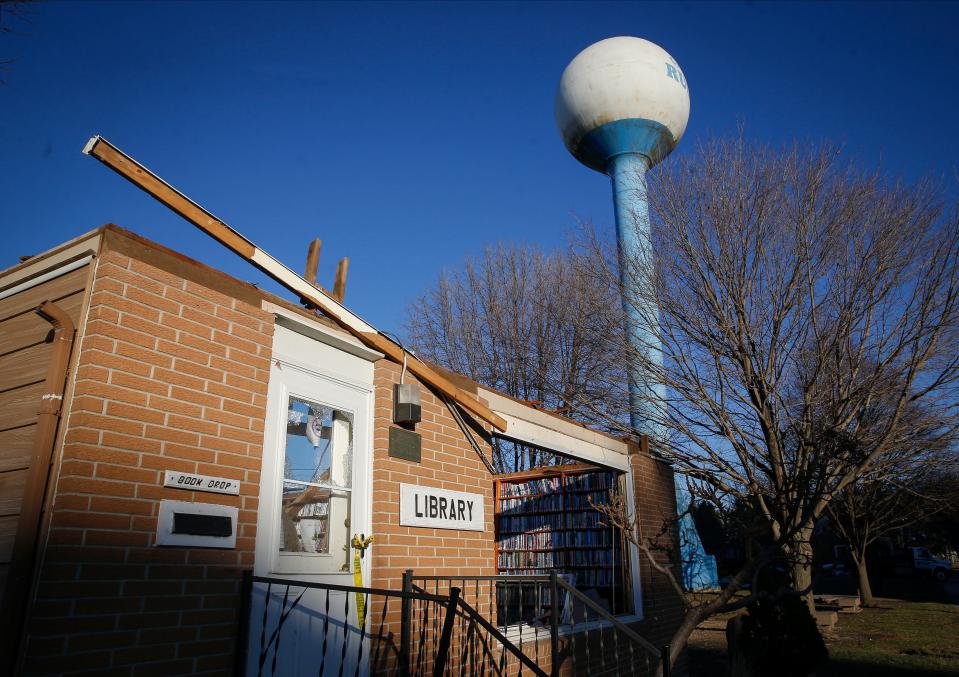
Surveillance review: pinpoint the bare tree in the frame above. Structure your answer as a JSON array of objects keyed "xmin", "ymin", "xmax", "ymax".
[
  {"xmin": 827, "ymin": 434, "xmax": 957, "ymax": 606},
  {"xmin": 406, "ymin": 136, "xmax": 959, "ymax": 673},
  {"xmin": 591, "ymin": 488, "xmax": 796, "ymax": 677},
  {"xmin": 0, "ymin": 0, "xmax": 35, "ymax": 86},
  {"xmin": 405, "ymin": 241, "xmax": 627, "ymax": 426},
  {"xmin": 577, "ymin": 135, "xmax": 959, "ymax": 618}
]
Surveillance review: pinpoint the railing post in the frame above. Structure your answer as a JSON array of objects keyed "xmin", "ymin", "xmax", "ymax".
[
  {"xmin": 234, "ymin": 570, "xmax": 253, "ymax": 677},
  {"xmin": 433, "ymin": 586, "xmax": 461, "ymax": 677},
  {"xmin": 550, "ymin": 571, "xmax": 559, "ymax": 677},
  {"xmin": 400, "ymin": 569, "xmax": 413, "ymax": 677},
  {"xmin": 661, "ymin": 643, "xmax": 671, "ymax": 677}
]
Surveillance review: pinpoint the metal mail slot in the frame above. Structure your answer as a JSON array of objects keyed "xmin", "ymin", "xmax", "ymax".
[
  {"xmin": 156, "ymin": 499, "xmax": 238, "ymax": 549},
  {"xmin": 172, "ymin": 512, "xmax": 233, "ymax": 538}
]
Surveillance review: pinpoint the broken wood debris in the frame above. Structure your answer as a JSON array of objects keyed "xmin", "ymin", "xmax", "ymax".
[{"xmin": 82, "ymin": 135, "xmax": 506, "ymax": 432}]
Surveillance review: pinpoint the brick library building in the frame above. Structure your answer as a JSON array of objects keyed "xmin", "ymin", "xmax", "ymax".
[{"xmin": 0, "ymin": 224, "xmax": 685, "ymax": 676}]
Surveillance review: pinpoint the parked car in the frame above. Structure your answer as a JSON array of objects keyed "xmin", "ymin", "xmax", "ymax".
[{"xmin": 904, "ymin": 546, "xmax": 953, "ymax": 582}]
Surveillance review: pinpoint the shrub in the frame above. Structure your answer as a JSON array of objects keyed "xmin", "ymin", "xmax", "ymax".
[{"xmin": 737, "ymin": 596, "xmax": 828, "ymax": 676}]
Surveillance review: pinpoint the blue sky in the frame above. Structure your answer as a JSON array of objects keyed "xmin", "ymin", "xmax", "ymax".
[{"xmin": 2, "ymin": 1, "xmax": 957, "ymax": 334}]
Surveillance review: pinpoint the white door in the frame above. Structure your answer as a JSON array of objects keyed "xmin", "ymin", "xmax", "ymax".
[{"xmin": 248, "ymin": 324, "xmax": 375, "ymax": 676}]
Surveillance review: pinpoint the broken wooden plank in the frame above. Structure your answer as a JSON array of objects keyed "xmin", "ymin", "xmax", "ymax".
[{"xmin": 83, "ymin": 136, "xmax": 507, "ymax": 432}]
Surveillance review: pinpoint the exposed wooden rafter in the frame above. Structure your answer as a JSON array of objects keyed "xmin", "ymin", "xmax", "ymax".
[{"xmin": 83, "ymin": 135, "xmax": 506, "ymax": 432}]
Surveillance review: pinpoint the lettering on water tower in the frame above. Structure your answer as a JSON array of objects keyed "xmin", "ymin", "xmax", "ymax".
[{"xmin": 665, "ymin": 62, "xmax": 687, "ymax": 89}]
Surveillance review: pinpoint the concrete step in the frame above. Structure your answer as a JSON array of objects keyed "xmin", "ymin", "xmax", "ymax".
[
  {"xmin": 814, "ymin": 610, "xmax": 838, "ymax": 630},
  {"xmin": 815, "ymin": 595, "xmax": 861, "ymax": 613}
]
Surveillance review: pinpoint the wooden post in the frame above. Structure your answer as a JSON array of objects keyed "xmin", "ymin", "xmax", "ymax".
[
  {"xmin": 305, "ymin": 239, "xmax": 322, "ymax": 284},
  {"xmin": 333, "ymin": 257, "xmax": 349, "ymax": 303}
]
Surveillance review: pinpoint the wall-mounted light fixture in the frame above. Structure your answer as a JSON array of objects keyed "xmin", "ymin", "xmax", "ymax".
[{"xmin": 393, "ymin": 383, "xmax": 422, "ymax": 425}]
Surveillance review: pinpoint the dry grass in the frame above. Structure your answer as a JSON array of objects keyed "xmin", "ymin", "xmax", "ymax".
[{"xmin": 688, "ymin": 598, "xmax": 959, "ymax": 676}]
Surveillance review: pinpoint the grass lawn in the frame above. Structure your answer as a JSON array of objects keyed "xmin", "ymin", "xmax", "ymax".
[{"xmin": 688, "ymin": 598, "xmax": 959, "ymax": 676}]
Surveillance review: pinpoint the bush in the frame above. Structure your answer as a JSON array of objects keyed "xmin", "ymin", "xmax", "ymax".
[{"xmin": 737, "ymin": 596, "xmax": 828, "ymax": 676}]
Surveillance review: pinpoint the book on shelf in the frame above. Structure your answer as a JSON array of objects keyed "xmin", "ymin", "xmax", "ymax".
[
  {"xmin": 495, "ymin": 469, "xmax": 623, "ymax": 587},
  {"xmin": 500, "ymin": 476, "xmax": 561, "ymax": 497}
]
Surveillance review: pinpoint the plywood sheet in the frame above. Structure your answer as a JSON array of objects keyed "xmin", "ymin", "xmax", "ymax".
[
  {"xmin": 0, "ymin": 382, "xmax": 43, "ymax": 433},
  {"xmin": 0, "ymin": 343, "xmax": 49, "ymax": 393},
  {"xmin": 0, "ymin": 265, "xmax": 89, "ymax": 323},
  {"xmin": 0, "ymin": 426, "xmax": 34, "ymax": 473},
  {"xmin": 0, "ymin": 469, "xmax": 26, "ymax": 517},
  {"xmin": 0, "ymin": 291, "xmax": 83, "ymax": 357}
]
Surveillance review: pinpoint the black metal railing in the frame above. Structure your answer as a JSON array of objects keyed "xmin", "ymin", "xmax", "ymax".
[
  {"xmin": 237, "ymin": 572, "xmax": 461, "ymax": 677},
  {"xmin": 410, "ymin": 571, "xmax": 669, "ymax": 677},
  {"xmin": 237, "ymin": 572, "xmax": 551, "ymax": 677},
  {"xmin": 408, "ymin": 573, "xmax": 551, "ymax": 676}
]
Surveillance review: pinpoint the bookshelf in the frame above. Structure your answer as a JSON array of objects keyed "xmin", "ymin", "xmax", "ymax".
[{"xmin": 493, "ymin": 464, "xmax": 629, "ymax": 619}]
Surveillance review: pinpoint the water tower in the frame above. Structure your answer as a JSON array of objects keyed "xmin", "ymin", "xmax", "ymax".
[{"xmin": 556, "ymin": 36, "xmax": 717, "ymax": 589}]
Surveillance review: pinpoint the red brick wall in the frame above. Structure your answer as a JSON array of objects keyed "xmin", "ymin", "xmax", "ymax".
[
  {"xmin": 628, "ymin": 449, "xmax": 687, "ymax": 674},
  {"xmin": 22, "ymin": 249, "xmax": 274, "ymax": 676},
  {"xmin": 369, "ymin": 360, "xmax": 497, "ymax": 590},
  {"xmin": 368, "ymin": 361, "xmax": 498, "ymax": 674}
]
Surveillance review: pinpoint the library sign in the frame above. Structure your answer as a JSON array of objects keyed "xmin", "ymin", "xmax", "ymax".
[{"xmin": 399, "ymin": 483, "xmax": 485, "ymax": 532}]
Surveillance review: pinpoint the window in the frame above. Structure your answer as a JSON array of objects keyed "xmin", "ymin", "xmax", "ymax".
[
  {"xmin": 494, "ymin": 463, "xmax": 634, "ymax": 624},
  {"xmin": 278, "ymin": 395, "xmax": 353, "ymax": 572}
]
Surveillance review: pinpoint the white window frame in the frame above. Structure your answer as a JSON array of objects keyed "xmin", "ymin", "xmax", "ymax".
[{"xmin": 491, "ymin": 429, "xmax": 644, "ymax": 623}]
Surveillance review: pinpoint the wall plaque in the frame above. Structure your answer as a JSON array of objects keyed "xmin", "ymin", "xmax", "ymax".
[
  {"xmin": 399, "ymin": 483, "xmax": 485, "ymax": 532},
  {"xmin": 389, "ymin": 426, "xmax": 422, "ymax": 462}
]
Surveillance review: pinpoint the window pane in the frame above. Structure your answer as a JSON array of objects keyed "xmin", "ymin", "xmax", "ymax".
[
  {"xmin": 284, "ymin": 398, "xmax": 353, "ymax": 489},
  {"xmin": 279, "ymin": 396, "xmax": 352, "ymax": 570}
]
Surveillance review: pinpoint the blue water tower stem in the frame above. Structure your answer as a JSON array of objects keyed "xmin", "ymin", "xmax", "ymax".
[
  {"xmin": 608, "ymin": 152, "xmax": 719, "ymax": 590},
  {"xmin": 609, "ymin": 153, "xmax": 665, "ymax": 438}
]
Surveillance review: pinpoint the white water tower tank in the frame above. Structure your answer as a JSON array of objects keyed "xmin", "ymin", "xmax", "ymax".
[{"xmin": 556, "ymin": 36, "xmax": 690, "ymax": 172}]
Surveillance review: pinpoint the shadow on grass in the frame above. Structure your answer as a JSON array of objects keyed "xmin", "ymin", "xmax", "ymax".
[
  {"xmin": 816, "ymin": 575, "xmax": 956, "ymax": 605},
  {"xmin": 687, "ymin": 645, "xmax": 728, "ymax": 676},
  {"xmin": 688, "ymin": 645, "xmax": 959, "ymax": 677},
  {"xmin": 821, "ymin": 659, "xmax": 959, "ymax": 677}
]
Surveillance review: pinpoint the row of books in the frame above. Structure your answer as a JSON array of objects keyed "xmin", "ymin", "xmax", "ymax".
[
  {"xmin": 496, "ymin": 510, "xmax": 609, "ymax": 532},
  {"xmin": 565, "ymin": 490, "xmax": 614, "ymax": 510},
  {"xmin": 565, "ymin": 549, "xmax": 620, "ymax": 566},
  {"xmin": 498, "ymin": 494, "xmax": 564, "ymax": 513},
  {"xmin": 497, "ymin": 529, "xmax": 617, "ymax": 550},
  {"xmin": 498, "ymin": 549, "xmax": 620, "ymax": 569},
  {"xmin": 495, "ymin": 567, "xmax": 619, "ymax": 587},
  {"xmin": 566, "ymin": 472, "xmax": 616, "ymax": 491},
  {"xmin": 499, "ymin": 477, "xmax": 561, "ymax": 497},
  {"xmin": 499, "ymin": 472, "xmax": 617, "ymax": 498},
  {"xmin": 576, "ymin": 568, "xmax": 619, "ymax": 586},
  {"xmin": 497, "ymin": 513, "xmax": 564, "ymax": 532},
  {"xmin": 498, "ymin": 551, "xmax": 561, "ymax": 568},
  {"xmin": 498, "ymin": 531, "xmax": 564, "ymax": 550},
  {"xmin": 496, "ymin": 583, "xmax": 555, "ymax": 608},
  {"xmin": 565, "ymin": 529, "xmax": 616, "ymax": 547}
]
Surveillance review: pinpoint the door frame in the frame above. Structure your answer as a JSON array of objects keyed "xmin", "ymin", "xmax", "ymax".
[{"xmin": 254, "ymin": 317, "xmax": 379, "ymax": 584}]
